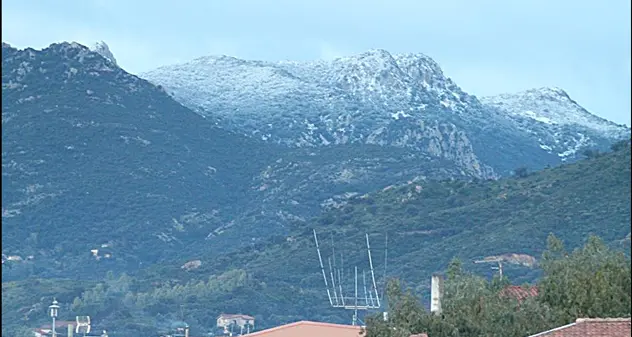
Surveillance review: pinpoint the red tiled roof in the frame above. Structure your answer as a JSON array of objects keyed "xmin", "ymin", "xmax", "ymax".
[
  {"xmin": 528, "ymin": 318, "xmax": 631, "ymax": 337},
  {"xmin": 499, "ymin": 285, "xmax": 538, "ymax": 302},
  {"xmin": 243, "ymin": 320, "xmax": 364, "ymax": 337}
]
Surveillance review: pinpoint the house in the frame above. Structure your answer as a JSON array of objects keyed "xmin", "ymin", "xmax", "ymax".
[
  {"xmin": 527, "ymin": 317, "xmax": 631, "ymax": 337},
  {"xmin": 216, "ymin": 314, "xmax": 255, "ymax": 334},
  {"xmin": 236, "ymin": 321, "xmax": 364, "ymax": 337}
]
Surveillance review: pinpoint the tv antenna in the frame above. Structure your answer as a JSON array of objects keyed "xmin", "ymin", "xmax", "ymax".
[
  {"xmin": 313, "ymin": 229, "xmax": 387, "ymax": 326},
  {"xmin": 75, "ymin": 315, "xmax": 91, "ymax": 336},
  {"xmin": 474, "ymin": 257, "xmax": 504, "ymax": 278}
]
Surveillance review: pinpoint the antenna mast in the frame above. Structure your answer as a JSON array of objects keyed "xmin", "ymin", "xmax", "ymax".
[{"xmin": 313, "ymin": 230, "xmax": 386, "ymax": 326}]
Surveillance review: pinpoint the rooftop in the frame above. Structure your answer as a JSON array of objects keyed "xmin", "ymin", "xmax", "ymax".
[
  {"xmin": 499, "ymin": 285, "xmax": 539, "ymax": 302},
  {"xmin": 243, "ymin": 321, "xmax": 364, "ymax": 337},
  {"xmin": 528, "ymin": 317, "xmax": 631, "ymax": 337},
  {"xmin": 217, "ymin": 313, "xmax": 255, "ymax": 320}
]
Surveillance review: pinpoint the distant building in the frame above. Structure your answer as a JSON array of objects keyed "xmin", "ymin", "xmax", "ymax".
[
  {"xmin": 527, "ymin": 317, "xmax": 631, "ymax": 337},
  {"xmin": 216, "ymin": 314, "xmax": 255, "ymax": 335}
]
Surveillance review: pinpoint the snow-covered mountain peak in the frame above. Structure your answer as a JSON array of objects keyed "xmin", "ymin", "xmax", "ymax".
[
  {"xmin": 391, "ymin": 52, "xmax": 456, "ymax": 92},
  {"xmin": 535, "ymin": 86, "xmax": 570, "ymax": 98},
  {"xmin": 341, "ymin": 48, "xmax": 396, "ymax": 63},
  {"xmin": 393, "ymin": 53, "xmax": 444, "ymax": 76},
  {"xmin": 90, "ymin": 41, "xmax": 117, "ymax": 66},
  {"xmin": 481, "ymin": 87, "xmax": 627, "ymax": 133},
  {"xmin": 318, "ymin": 49, "xmax": 410, "ymax": 96}
]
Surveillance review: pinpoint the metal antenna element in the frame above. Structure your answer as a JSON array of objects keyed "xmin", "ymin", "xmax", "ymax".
[
  {"xmin": 366, "ymin": 233, "xmax": 381, "ymax": 308},
  {"xmin": 363, "ymin": 270, "xmax": 369, "ymax": 307},
  {"xmin": 314, "ymin": 229, "xmax": 333, "ymax": 306},
  {"xmin": 328, "ymin": 257, "xmax": 340, "ymax": 306},
  {"xmin": 353, "ymin": 266, "xmax": 359, "ymax": 326},
  {"xmin": 474, "ymin": 257, "xmax": 504, "ymax": 278},
  {"xmin": 381, "ymin": 232, "xmax": 388, "ymax": 302},
  {"xmin": 313, "ymin": 229, "xmax": 386, "ymax": 326}
]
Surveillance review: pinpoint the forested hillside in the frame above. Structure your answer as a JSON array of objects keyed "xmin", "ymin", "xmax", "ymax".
[{"xmin": 3, "ymin": 140, "xmax": 629, "ymax": 337}]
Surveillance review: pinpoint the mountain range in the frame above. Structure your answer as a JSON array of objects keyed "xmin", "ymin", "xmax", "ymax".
[
  {"xmin": 1, "ymin": 40, "xmax": 630, "ymax": 336},
  {"xmin": 141, "ymin": 47, "xmax": 629, "ymax": 176},
  {"xmin": 3, "ymin": 39, "xmax": 629, "ymax": 278}
]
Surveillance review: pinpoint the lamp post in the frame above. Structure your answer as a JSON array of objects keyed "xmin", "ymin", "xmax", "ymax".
[{"xmin": 49, "ymin": 298, "xmax": 60, "ymax": 337}]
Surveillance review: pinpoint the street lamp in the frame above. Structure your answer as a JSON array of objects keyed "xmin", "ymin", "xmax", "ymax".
[{"xmin": 49, "ymin": 298, "xmax": 60, "ymax": 337}]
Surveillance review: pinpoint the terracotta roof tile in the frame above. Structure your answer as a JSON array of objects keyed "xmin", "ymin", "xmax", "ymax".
[
  {"xmin": 528, "ymin": 317, "xmax": 631, "ymax": 337},
  {"xmin": 244, "ymin": 321, "xmax": 364, "ymax": 337},
  {"xmin": 499, "ymin": 285, "xmax": 538, "ymax": 302}
]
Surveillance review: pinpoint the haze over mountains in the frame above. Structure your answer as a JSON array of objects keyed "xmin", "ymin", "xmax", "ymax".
[{"xmin": 1, "ymin": 41, "xmax": 630, "ymax": 336}]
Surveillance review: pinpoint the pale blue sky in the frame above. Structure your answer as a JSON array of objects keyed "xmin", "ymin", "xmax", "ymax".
[{"xmin": 2, "ymin": 0, "xmax": 630, "ymax": 125}]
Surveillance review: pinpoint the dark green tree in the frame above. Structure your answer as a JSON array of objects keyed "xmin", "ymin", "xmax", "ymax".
[{"xmin": 538, "ymin": 234, "xmax": 632, "ymax": 325}]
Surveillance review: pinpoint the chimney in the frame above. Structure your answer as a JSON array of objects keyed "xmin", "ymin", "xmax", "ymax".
[{"xmin": 431, "ymin": 273, "xmax": 444, "ymax": 315}]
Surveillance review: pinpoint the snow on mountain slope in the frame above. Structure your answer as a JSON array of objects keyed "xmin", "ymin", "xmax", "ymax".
[
  {"xmin": 481, "ymin": 87, "xmax": 630, "ymax": 159},
  {"xmin": 140, "ymin": 48, "xmax": 628, "ymax": 175},
  {"xmin": 141, "ymin": 49, "xmax": 501, "ymax": 178},
  {"xmin": 90, "ymin": 41, "xmax": 118, "ymax": 66},
  {"xmin": 481, "ymin": 87, "xmax": 627, "ymax": 136}
]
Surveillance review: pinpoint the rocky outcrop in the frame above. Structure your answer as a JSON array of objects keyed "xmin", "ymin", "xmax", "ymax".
[{"xmin": 91, "ymin": 41, "xmax": 118, "ymax": 66}]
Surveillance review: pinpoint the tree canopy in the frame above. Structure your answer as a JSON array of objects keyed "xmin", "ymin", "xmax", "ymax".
[{"xmin": 364, "ymin": 234, "xmax": 632, "ymax": 337}]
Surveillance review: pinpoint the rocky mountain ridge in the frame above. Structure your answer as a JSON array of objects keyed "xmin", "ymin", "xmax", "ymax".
[
  {"xmin": 91, "ymin": 40, "xmax": 118, "ymax": 66},
  {"xmin": 142, "ymin": 48, "xmax": 630, "ymax": 176}
]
